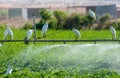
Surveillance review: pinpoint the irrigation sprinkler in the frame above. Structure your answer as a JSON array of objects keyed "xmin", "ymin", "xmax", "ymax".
[
  {"xmin": 33, "ymin": 16, "xmax": 37, "ymax": 40},
  {"xmin": 0, "ymin": 39, "xmax": 120, "ymax": 44}
]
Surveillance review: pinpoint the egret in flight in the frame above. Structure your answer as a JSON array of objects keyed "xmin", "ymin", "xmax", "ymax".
[
  {"xmin": 24, "ymin": 29, "xmax": 34, "ymax": 44},
  {"xmin": 5, "ymin": 65, "xmax": 13, "ymax": 74},
  {"xmin": 4, "ymin": 26, "xmax": 13, "ymax": 40},
  {"xmin": 42, "ymin": 22, "xmax": 48, "ymax": 38},
  {"xmin": 72, "ymin": 28, "xmax": 81, "ymax": 40},
  {"xmin": 89, "ymin": 9, "xmax": 96, "ymax": 20},
  {"xmin": 110, "ymin": 26, "xmax": 116, "ymax": 40}
]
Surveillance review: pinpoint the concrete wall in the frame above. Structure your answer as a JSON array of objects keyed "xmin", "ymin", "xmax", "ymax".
[
  {"xmin": 96, "ymin": 4, "xmax": 117, "ymax": 18},
  {"xmin": 27, "ymin": 8, "xmax": 40, "ymax": 18},
  {"xmin": 8, "ymin": 4, "xmax": 117, "ymax": 20},
  {"xmin": 117, "ymin": 10, "xmax": 120, "ymax": 17},
  {"xmin": 8, "ymin": 8, "xmax": 41, "ymax": 20},
  {"xmin": 86, "ymin": 4, "xmax": 117, "ymax": 18},
  {"xmin": 67, "ymin": 6, "xmax": 86, "ymax": 15},
  {"xmin": 22, "ymin": 8, "xmax": 28, "ymax": 20},
  {"xmin": 8, "ymin": 8, "xmax": 22, "ymax": 18}
]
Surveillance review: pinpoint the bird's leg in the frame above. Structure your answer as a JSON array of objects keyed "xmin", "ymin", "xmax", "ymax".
[
  {"xmin": 76, "ymin": 36, "xmax": 79, "ymax": 40},
  {"xmin": 112, "ymin": 35, "xmax": 115, "ymax": 40},
  {"xmin": 43, "ymin": 33, "xmax": 46, "ymax": 38},
  {"xmin": 112, "ymin": 35, "xmax": 113, "ymax": 40},
  {"xmin": 9, "ymin": 37, "xmax": 12, "ymax": 41},
  {"xmin": 75, "ymin": 36, "xmax": 78, "ymax": 41},
  {"xmin": 11, "ymin": 36, "xmax": 13, "ymax": 40},
  {"xmin": 24, "ymin": 37, "xmax": 29, "ymax": 44},
  {"xmin": 42, "ymin": 33, "xmax": 44, "ymax": 38},
  {"xmin": 33, "ymin": 40, "xmax": 35, "ymax": 44},
  {"xmin": 4, "ymin": 36, "xmax": 8, "ymax": 40},
  {"xmin": 114, "ymin": 35, "xmax": 116, "ymax": 40}
]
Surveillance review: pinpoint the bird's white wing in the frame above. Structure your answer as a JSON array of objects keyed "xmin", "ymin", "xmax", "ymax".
[
  {"xmin": 8, "ymin": 28, "xmax": 13, "ymax": 39},
  {"xmin": 42, "ymin": 24, "xmax": 48, "ymax": 35},
  {"xmin": 4, "ymin": 29, "xmax": 8, "ymax": 39},
  {"xmin": 27, "ymin": 30, "xmax": 33, "ymax": 40},
  {"xmin": 110, "ymin": 27, "xmax": 116, "ymax": 39},
  {"xmin": 76, "ymin": 30, "xmax": 81, "ymax": 37},
  {"xmin": 111, "ymin": 27, "xmax": 116, "ymax": 35},
  {"xmin": 73, "ymin": 29, "xmax": 81, "ymax": 37}
]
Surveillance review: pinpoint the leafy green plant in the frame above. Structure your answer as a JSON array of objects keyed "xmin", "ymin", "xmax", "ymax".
[
  {"xmin": 22, "ymin": 22, "xmax": 33, "ymax": 30},
  {"xmin": 53, "ymin": 10, "xmax": 67, "ymax": 29},
  {"xmin": 97, "ymin": 13, "xmax": 111, "ymax": 30},
  {"xmin": 0, "ymin": 24, "xmax": 6, "ymax": 30},
  {"xmin": 64, "ymin": 13, "xmax": 82, "ymax": 29},
  {"xmin": 39, "ymin": 9, "xmax": 52, "ymax": 21}
]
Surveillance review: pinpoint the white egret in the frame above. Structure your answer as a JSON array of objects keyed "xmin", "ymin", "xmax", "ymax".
[
  {"xmin": 88, "ymin": 9, "xmax": 96, "ymax": 20},
  {"xmin": 4, "ymin": 27, "xmax": 13, "ymax": 40},
  {"xmin": 26, "ymin": 29, "xmax": 34, "ymax": 40},
  {"xmin": 5, "ymin": 65, "xmax": 13, "ymax": 74},
  {"xmin": 72, "ymin": 28, "xmax": 81, "ymax": 40},
  {"xmin": 42, "ymin": 22, "xmax": 48, "ymax": 37},
  {"xmin": 24, "ymin": 29, "xmax": 34, "ymax": 44},
  {"xmin": 110, "ymin": 26, "xmax": 116, "ymax": 40}
]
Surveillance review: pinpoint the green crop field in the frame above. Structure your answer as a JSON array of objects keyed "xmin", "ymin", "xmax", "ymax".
[
  {"xmin": 0, "ymin": 29, "xmax": 120, "ymax": 40},
  {"xmin": 0, "ymin": 29, "xmax": 120, "ymax": 78}
]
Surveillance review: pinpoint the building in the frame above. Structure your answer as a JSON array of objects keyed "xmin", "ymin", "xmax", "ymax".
[
  {"xmin": 6, "ymin": 4, "xmax": 118, "ymax": 20},
  {"xmin": 86, "ymin": 4, "xmax": 117, "ymax": 18},
  {"xmin": 8, "ymin": 8, "xmax": 41, "ymax": 20}
]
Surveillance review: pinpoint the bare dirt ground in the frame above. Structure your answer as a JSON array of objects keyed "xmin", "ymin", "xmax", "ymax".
[{"xmin": 0, "ymin": 17, "xmax": 40, "ymax": 28}]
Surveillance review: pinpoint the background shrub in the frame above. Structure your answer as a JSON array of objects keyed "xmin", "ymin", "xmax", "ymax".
[
  {"xmin": 53, "ymin": 10, "xmax": 67, "ymax": 29},
  {"xmin": 22, "ymin": 22, "xmax": 33, "ymax": 30}
]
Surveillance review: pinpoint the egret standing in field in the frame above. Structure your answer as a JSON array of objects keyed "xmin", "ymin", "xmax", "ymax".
[
  {"xmin": 72, "ymin": 28, "xmax": 81, "ymax": 40},
  {"xmin": 42, "ymin": 22, "xmax": 48, "ymax": 38},
  {"xmin": 88, "ymin": 9, "xmax": 96, "ymax": 21},
  {"xmin": 24, "ymin": 29, "xmax": 34, "ymax": 44},
  {"xmin": 26, "ymin": 29, "xmax": 34, "ymax": 40},
  {"xmin": 110, "ymin": 26, "xmax": 116, "ymax": 40},
  {"xmin": 5, "ymin": 65, "xmax": 13, "ymax": 74},
  {"xmin": 4, "ymin": 26, "xmax": 13, "ymax": 40}
]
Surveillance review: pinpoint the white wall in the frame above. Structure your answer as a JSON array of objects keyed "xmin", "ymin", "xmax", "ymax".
[{"xmin": 22, "ymin": 8, "xmax": 28, "ymax": 20}]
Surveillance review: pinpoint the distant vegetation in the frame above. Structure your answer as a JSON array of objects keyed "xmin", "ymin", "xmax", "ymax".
[
  {"xmin": 0, "ymin": 9, "xmax": 117, "ymax": 31},
  {"xmin": 20, "ymin": 9, "xmax": 120, "ymax": 30},
  {"xmin": 28, "ymin": 9, "xmax": 118, "ymax": 30}
]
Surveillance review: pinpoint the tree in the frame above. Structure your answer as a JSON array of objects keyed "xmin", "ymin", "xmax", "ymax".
[
  {"xmin": 64, "ymin": 13, "xmax": 82, "ymax": 29},
  {"xmin": 97, "ymin": 13, "xmax": 111, "ymax": 30},
  {"xmin": 36, "ymin": 19, "xmax": 46, "ymax": 29},
  {"xmin": 81, "ymin": 15, "xmax": 95, "ymax": 30},
  {"xmin": 39, "ymin": 9, "xmax": 52, "ymax": 21},
  {"xmin": 53, "ymin": 10, "xmax": 67, "ymax": 29},
  {"xmin": 48, "ymin": 17, "xmax": 58, "ymax": 29},
  {"xmin": 37, "ymin": 9, "xmax": 52, "ymax": 29}
]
